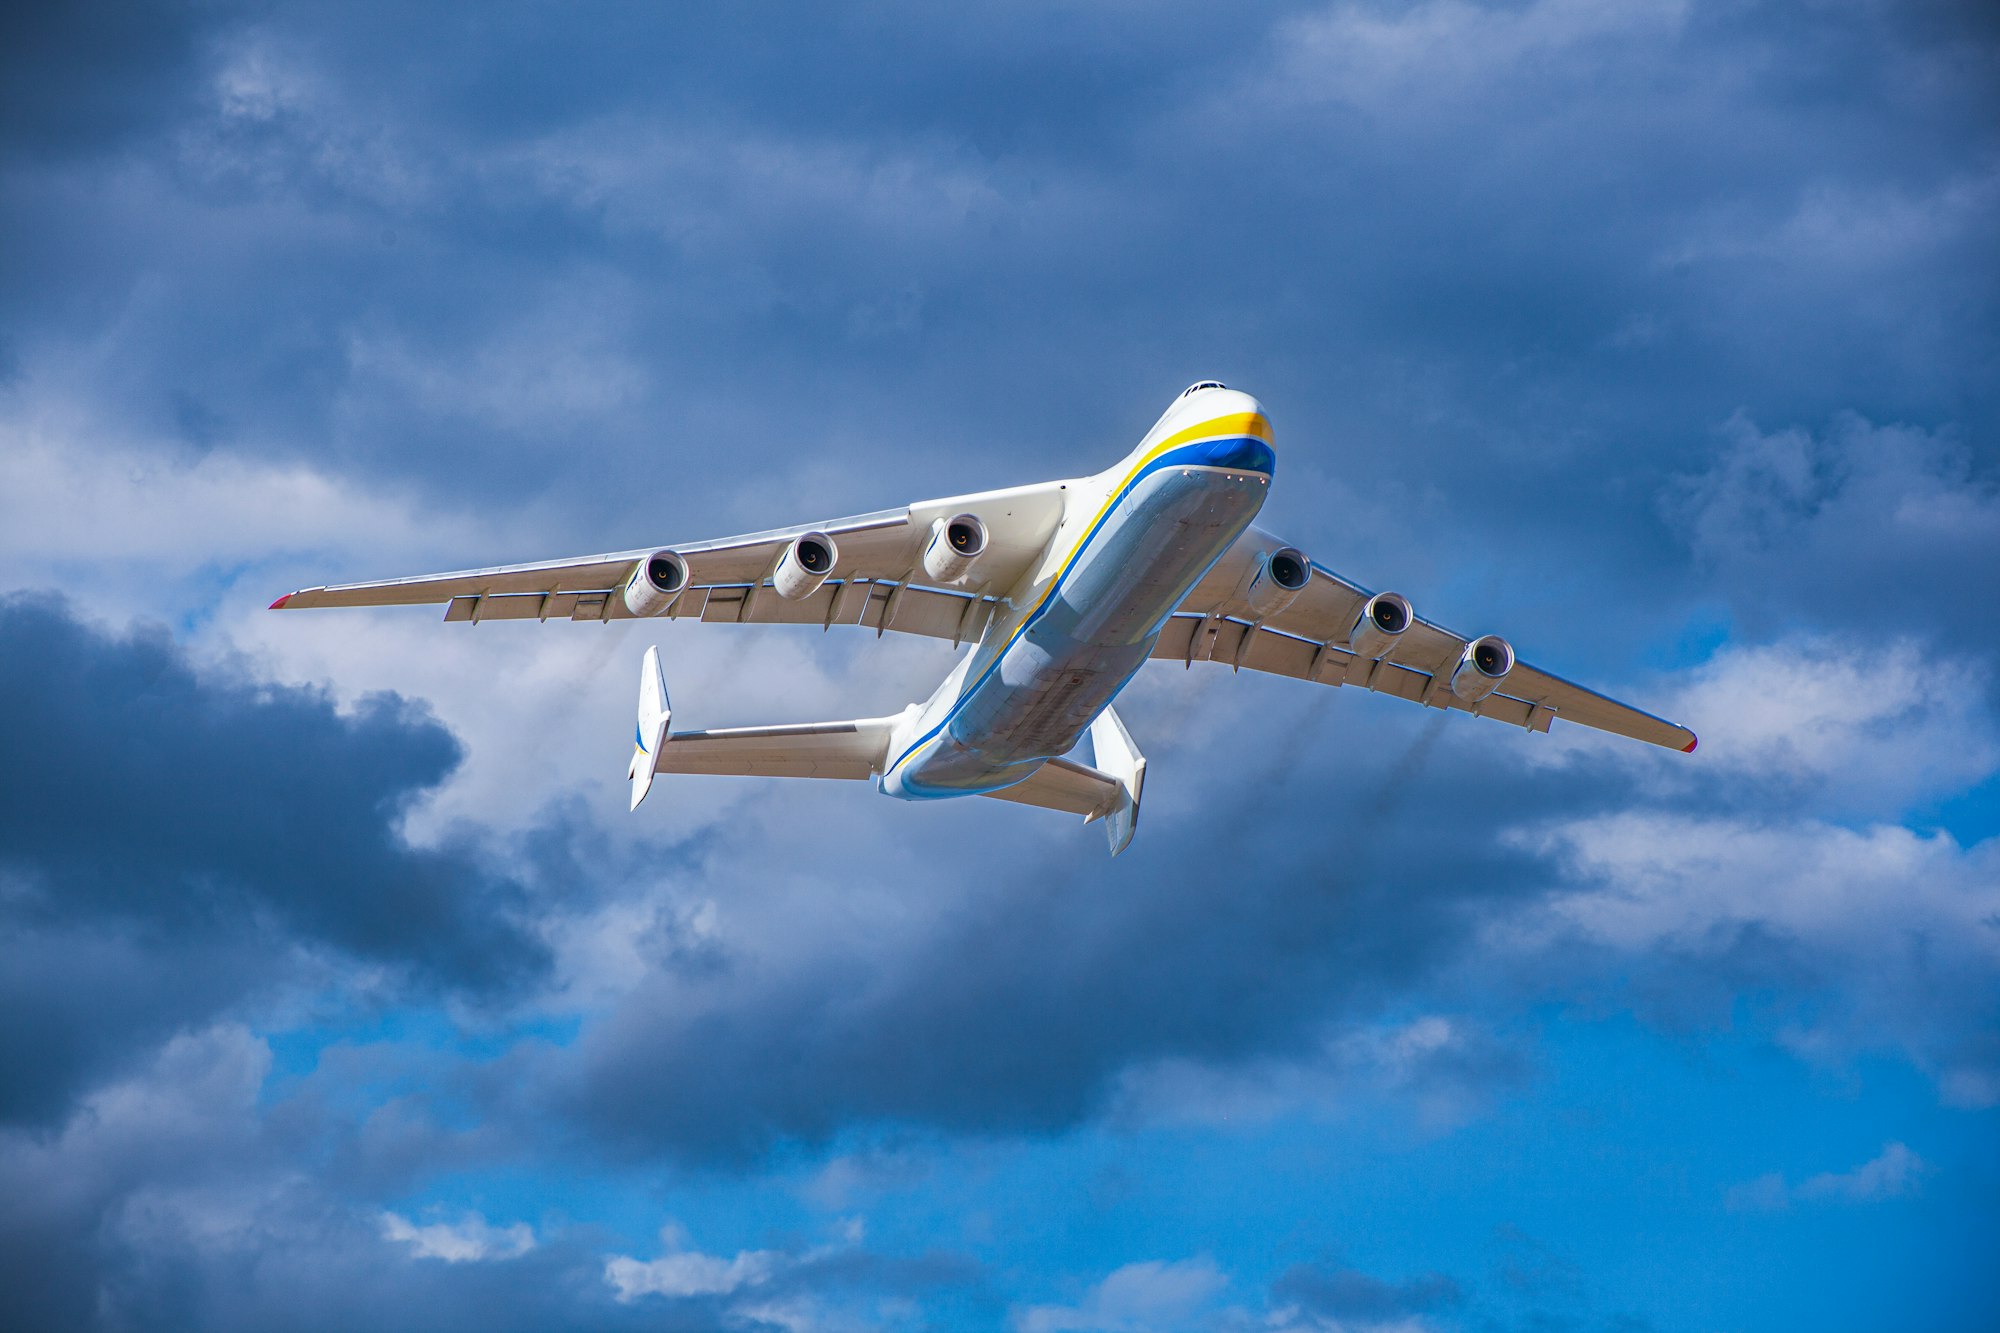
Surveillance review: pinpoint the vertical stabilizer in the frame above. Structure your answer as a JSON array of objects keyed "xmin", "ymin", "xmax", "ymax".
[
  {"xmin": 629, "ymin": 646, "xmax": 672, "ymax": 810},
  {"xmin": 1088, "ymin": 705, "xmax": 1147, "ymax": 855}
]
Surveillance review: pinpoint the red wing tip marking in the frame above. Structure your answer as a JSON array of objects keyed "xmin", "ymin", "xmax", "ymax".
[
  {"xmin": 268, "ymin": 593, "xmax": 293, "ymax": 610},
  {"xmin": 1681, "ymin": 734, "xmax": 1698, "ymax": 753}
]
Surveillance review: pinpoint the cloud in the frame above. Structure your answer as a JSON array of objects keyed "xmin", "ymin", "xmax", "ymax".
[
  {"xmin": 1110, "ymin": 1015, "xmax": 1530, "ymax": 1134},
  {"xmin": 0, "ymin": 0, "xmax": 231, "ymax": 159},
  {"xmin": 0, "ymin": 390, "xmax": 485, "ymax": 586},
  {"xmin": 0, "ymin": 592, "xmax": 547, "ymax": 988},
  {"xmin": 601, "ymin": 1217, "xmax": 973, "ymax": 1329},
  {"xmin": 1534, "ymin": 632, "xmax": 2000, "ymax": 819},
  {"xmin": 1726, "ymin": 1141, "xmax": 1930, "ymax": 1212},
  {"xmin": 1268, "ymin": 0, "xmax": 1690, "ymax": 117},
  {"xmin": 1797, "ymin": 1141, "xmax": 1930, "ymax": 1203},
  {"xmin": 380, "ymin": 1211, "xmax": 535, "ymax": 1263},
  {"xmin": 0, "ymin": 0, "xmax": 1996, "ymax": 1325},
  {"xmin": 1269, "ymin": 1259, "xmax": 1460, "ymax": 1330},
  {"xmin": 1014, "ymin": 1257, "xmax": 1230, "ymax": 1333},
  {"xmin": 1657, "ymin": 638, "xmax": 1999, "ymax": 805},
  {"xmin": 1666, "ymin": 412, "xmax": 2000, "ymax": 658},
  {"xmin": 604, "ymin": 1226, "xmax": 780, "ymax": 1301},
  {"xmin": 0, "ymin": 593, "xmax": 554, "ymax": 1123},
  {"xmin": 1500, "ymin": 812, "xmax": 2000, "ymax": 1104},
  {"xmin": 528, "ymin": 708, "xmax": 1547, "ymax": 1162},
  {"xmin": 0, "ymin": 1021, "xmax": 962, "ymax": 1332}
]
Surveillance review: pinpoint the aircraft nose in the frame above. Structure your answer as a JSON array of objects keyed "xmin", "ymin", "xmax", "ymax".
[
  {"xmin": 1211, "ymin": 387, "xmax": 1267, "ymax": 423},
  {"xmin": 1194, "ymin": 387, "xmax": 1271, "ymax": 441},
  {"xmin": 1172, "ymin": 382, "xmax": 1268, "ymax": 426}
]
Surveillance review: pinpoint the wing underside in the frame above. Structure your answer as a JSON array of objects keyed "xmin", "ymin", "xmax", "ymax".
[
  {"xmin": 651, "ymin": 718, "xmax": 900, "ymax": 781},
  {"xmin": 1164, "ymin": 526, "xmax": 1696, "ymax": 752},
  {"xmin": 272, "ymin": 481, "xmax": 1068, "ymax": 646}
]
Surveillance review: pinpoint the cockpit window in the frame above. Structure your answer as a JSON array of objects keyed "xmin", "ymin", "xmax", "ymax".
[{"xmin": 1180, "ymin": 381, "xmax": 1227, "ymax": 397}]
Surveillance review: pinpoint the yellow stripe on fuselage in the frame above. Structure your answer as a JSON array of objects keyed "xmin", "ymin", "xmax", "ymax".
[
  {"xmin": 1020, "ymin": 410, "xmax": 1271, "ymax": 623},
  {"xmin": 887, "ymin": 412, "xmax": 1271, "ymax": 778}
]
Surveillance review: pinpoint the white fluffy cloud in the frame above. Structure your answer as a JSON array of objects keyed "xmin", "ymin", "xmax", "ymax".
[
  {"xmin": 1110, "ymin": 1015, "xmax": 1526, "ymax": 1135},
  {"xmin": 1014, "ymin": 1257, "xmax": 1230, "ymax": 1333},
  {"xmin": 379, "ymin": 1211, "xmax": 535, "ymax": 1263},
  {"xmin": 1500, "ymin": 812, "xmax": 2000, "ymax": 1104},
  {"xmin": 1725, "ymin": 1141, "xmax": 1929, "ymax": 1213},
  {"xmin": 1534, "ymin": 628, "xmax": 2000, "ymax": 821},
  {"xmin": 1268, "ymin": 0, "xmax": 1689, "ymax": 115},
  {"xmin": 603, "ymin": 1233, "xmax": 779, "ymax": 1301}
]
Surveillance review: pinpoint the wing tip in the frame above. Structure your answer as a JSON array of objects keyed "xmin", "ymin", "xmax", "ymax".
[
  {"xmin": 268, "ymin": 593, "xmax": 294, "ymax": 610},
  {"xmin": 1680, "ymin": 733, "xmax": 1698, "ymax": 754}
]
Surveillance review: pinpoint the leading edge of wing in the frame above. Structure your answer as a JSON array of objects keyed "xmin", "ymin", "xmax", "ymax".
[
  {"xmin": 270, "ymin": 508, "xmax": 910, "ymax": 609},
  {"xmin": 1171, "ymin": 531, "xmax": 1697, "ymax": 753},
  {"xmin": 1296, "ymin": 548, "xmax": 1704, "ymax": 748}
]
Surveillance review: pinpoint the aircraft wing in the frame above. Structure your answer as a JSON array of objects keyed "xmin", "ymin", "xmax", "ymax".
[
  {"xmin": 271, "ymin": 481, "xmax": 1068, "ymax": 646},
  {"xmin": 1156, "ymin": 525, "xmax": 1697, "ymax": 752}
]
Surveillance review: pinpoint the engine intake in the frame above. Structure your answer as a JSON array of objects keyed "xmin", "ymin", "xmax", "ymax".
[
  {"xmin": 1344, "ymin": 591, "xmax": 1412, "ymax": 661},
  {"xmin": 773, "ymin": 531, "xmax": 839, "ymax": 600},
  {"xmin": 1449, "ymin": 634, "xmax": 1515, "ymax": 703},
  {"xmin": 922, "ymin": 513, "xmax": 987, "ymax": 583},
  {"xmin": 622, "ymin": 549, "xmax": 689, "ymax": 617},
  {"xmin": 1243, "ymin": 546, "xmax": 1311, "ymax": 618}
]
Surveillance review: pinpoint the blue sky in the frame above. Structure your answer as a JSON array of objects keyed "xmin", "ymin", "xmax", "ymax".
[{"xmin": 2, "ymin": 1, "xmax": 1997, "ymax": 1329}]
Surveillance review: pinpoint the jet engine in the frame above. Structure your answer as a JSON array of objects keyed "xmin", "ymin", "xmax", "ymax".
[
  {"xmin": 773, "ymin": 531, "xmax": 839, "ymax": 599},
  {"xmin": 1243, "ymin": 546, "xmax": 1311, "ymax": 618},
  {"xmin": 1344, "ymin": 591, "xmax": 1412, "ymax": 660},
  {"xmin": 922, "ymin": 513, "xmax": 987, "ymax": 583},
  {"xmin": 1449, "ymin": 635, "xmax": 1515, "ymax": 703},
  {"xmin": 622, "ymin": 549, "xmax": 689, "ymax": 617}
]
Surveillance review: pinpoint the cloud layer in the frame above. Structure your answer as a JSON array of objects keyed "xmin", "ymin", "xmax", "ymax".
[{"xmin": 2, "ymin": 0, "xmax": 1996, "ymax": 1328}]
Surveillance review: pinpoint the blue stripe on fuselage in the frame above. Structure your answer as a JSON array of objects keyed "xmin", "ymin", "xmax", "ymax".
[{"xmin": 882, "ymin": 434, "xmax": 1273, "ymax": 794}]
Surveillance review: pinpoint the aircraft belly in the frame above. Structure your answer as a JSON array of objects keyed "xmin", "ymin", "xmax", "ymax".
[
  {"xmin": 930, "ymin": 468, "xmax": 1266, "ymax": 774},
  {"xmin": 1058, "ymin": 469, "xmax": 1266, "ymax": 646}
]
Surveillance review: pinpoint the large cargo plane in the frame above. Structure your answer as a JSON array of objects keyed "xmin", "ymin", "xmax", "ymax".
[{"xmin": 273, "ymin": 383, "xmax": 1695, "ymax": 852}]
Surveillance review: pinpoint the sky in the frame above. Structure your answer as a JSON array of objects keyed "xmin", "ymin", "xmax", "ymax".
[{"xmin": 1, "ymin": 1, "xmax": 1997, "ymax": 1329}]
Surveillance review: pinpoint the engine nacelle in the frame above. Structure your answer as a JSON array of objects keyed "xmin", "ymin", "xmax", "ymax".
[
  {"xmin": 922, "ymin": 513, "xmax": 987, "ymax": 584},
  {"xmin": 1449, "ymin": 635, "xmax": 1515, "ymax": 703},
  {"xmin": 1243, "ymin": 546, "xmax": 1311, "ymax": 618},
  {"xmin": 1344, "ymin": 591, "xmax": 1412, "ymax": 660},
  {"xmin": 622, "ymin": 549, "xmax": 689, "ymax": 617},
  {"xmin": 773, "ymin": 531, "xmax": 839, "ymax": 600}
]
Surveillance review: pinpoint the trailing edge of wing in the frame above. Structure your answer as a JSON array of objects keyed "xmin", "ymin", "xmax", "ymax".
[
  {"xmin": 1166, "ymin": 526, "xmax": 1697, "ymax": 753},
  {"xmin": 268, "ymin": 481, "xmax": 1071, "ymax": 647}
]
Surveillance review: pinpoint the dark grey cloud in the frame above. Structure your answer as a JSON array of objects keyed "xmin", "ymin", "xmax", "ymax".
[
  {"xmin": 1270, "ymin": 1259, "xmax": 1461, "ymax": 1323},
  {"xmin": 524, "ymin": 694, "xmax": 1634, "ymax": 1162},
  {"xmin": 0, "ymin": 0, "xmax": 233, "ymax": 159},
  {"xmin": 1665, "ymin": 411, "xmax": 2000, "ymax": 663},
  {"xmin": 2, "ymin": 0, "xmax": 1989, "ymax": 624},
  {"xmin": 0, "ymin": 592, "xmax": 550, "ymax": 1122},
  {"xmin": 0, "ymin": 1022, "xmax": 982, "ymax": 1333}
]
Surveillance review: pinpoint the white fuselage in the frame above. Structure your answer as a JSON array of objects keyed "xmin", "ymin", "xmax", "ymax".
[{"xmin": 881, "ymin": 387, "xmax": 1276, "ymax": 801}]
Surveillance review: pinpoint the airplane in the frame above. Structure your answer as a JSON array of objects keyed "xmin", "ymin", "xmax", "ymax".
[{"xmin": 271, "ymin": 382, "xmax": 1696, "ymax": 853}]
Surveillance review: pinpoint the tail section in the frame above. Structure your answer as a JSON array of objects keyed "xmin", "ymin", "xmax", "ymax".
[
  {"xmin": 977, "ymin": 707, "xmax": 1149, "ymax": 853},
  {"xmin": 629, "ymin": 646, "xmax": 672, "ymax": 810},
  {"xmin": 1089, "ymin": 706, "xmax": 1147, "ymax": 855}
]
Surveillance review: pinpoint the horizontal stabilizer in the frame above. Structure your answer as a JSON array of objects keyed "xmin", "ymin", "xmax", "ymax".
[
  {"xmin": 979, "ymin": 706, "xmax": 1146, "ymax": 854},
  {"xmin": 649, "ymin": 716, "xmax": 903, "ymax": 782}
]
